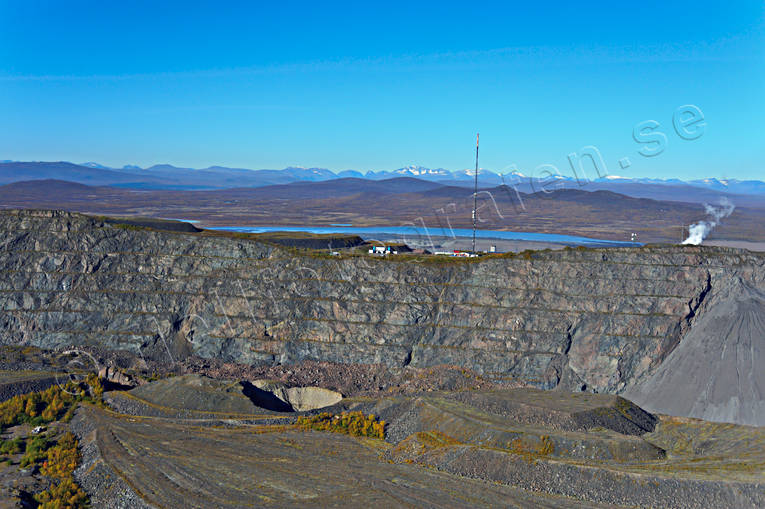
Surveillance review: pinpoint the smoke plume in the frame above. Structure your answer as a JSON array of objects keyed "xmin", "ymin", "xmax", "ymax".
[{"xmin": 682, "ymin": 198, "xmax": 735, "ymax": 245}]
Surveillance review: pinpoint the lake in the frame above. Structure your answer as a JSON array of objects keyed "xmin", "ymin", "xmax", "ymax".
[{"xmin": 209, "ymin": 225, "xmax": 641, "ymax": 247}]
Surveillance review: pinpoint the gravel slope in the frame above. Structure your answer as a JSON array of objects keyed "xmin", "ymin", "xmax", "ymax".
[{"xmin": 625, "ymin": 278, "xmax": 765, "ymax": 425}]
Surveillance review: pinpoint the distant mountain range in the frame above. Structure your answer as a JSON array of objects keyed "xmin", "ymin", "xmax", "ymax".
[
  {"xmin": 0, "ymin": 161, "xmax": 762, "ymax": 205},
  {"xmin": 369, "ymin": 165, "xmax": 765, "ymax": 196}
]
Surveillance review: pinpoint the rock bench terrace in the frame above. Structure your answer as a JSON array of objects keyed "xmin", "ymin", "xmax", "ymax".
[{"xmin": 0, "ymin": 210, "xmax": 762, "ymax": 401}]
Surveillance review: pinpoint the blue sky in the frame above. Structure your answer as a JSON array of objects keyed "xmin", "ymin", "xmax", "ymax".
[{"xmin": 1, "ymin": 1, "xmax": 763, "ymax": 180}]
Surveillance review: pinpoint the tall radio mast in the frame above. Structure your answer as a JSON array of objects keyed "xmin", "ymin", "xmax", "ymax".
[{"xmin": 472, "ymin": 133, "xmax": 479, "ymax": 254}]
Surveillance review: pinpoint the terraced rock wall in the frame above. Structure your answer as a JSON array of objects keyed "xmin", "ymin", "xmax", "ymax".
[{"xmin": 0, "ymin": 210, "xmax": 762, "ymax": 398}]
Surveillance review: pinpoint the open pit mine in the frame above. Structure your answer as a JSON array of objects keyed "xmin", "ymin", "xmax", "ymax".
[{"xmin": 0, "ymin": 209, "xmax": 762, "ymax": 508}]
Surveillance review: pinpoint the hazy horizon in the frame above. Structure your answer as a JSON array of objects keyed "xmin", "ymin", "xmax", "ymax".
[{"xmin": 1, "ymin": 1, "xmax": 763, "ymax": 180}]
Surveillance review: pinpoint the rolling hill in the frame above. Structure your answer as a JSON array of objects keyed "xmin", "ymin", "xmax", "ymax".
[
  {"xmin": 1, "ymin": 161, "xmax": 762, "ymax": 208},
  {"xmin": 0, "ymin": 177, "xmax": 763, "ymax": 243}
]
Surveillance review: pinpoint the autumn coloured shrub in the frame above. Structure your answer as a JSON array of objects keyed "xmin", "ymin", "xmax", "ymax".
[
  {"xmin": 18, "ymin": 432, "xmax": 90, "ymax": 507},
  {"xmin": 296, "ymin": 411, "xmax": 386, "ymax": 439},
  {"xmin": 0, "ymin": 375, "xmax": 104, "ymax": 433},
  {"xmin": 0, "ymin": 437, "xmax": 23, "ymax": 455},
  {"xmin": 34, "ymin": 477, "xmax": 88, "ymax": 509},
  {"xmin": 0, "ymin": 375, "xmax": 100, "ymax": 508},
  {"xmin": 415, "ymin": 430, "xmax": 461, "ymax": 448},
  {"xmin": 20, "ymin": 434, "xmax": 50, "ymax": 467},
  {"xmin": 505, "ymin": 434, "xmax": 555, "ymax": 462},
  {"xmin": 41, "ymin": 432, "xmax": 80, "ymax": 479}
]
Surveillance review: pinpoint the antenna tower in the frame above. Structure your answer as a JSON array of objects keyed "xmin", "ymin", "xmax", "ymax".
[{"xmin": 472, "ymin": 133, "xmax": 479, "ymax": 254}]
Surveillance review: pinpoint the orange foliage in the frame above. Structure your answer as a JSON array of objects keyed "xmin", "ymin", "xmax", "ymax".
[
  {"xmin": 297, "ymin": 411, "xmax": 386, "ymax": 439},
  {"xmin": 41, "ymin": 432, "xmax": 80, "ymax": 479}
]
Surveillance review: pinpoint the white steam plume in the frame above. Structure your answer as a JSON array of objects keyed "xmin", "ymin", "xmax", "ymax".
[{"xmin": 682, "ymin": 198, "xmax": 735, "ymax": 245}]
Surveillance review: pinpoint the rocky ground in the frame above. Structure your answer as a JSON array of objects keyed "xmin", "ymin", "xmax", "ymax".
[
  {"xmin": 69, "ymin": 409, "xmax": 154, "ymax": 509},
  {"xmin": 83, "ymin": 376, "xmax": 765, "ymax": 508},
  {"xmin": 76, "ymin": 403, "xmax": 605, "ymax": 509},
  {"xmin": 0, "ymin": 346, "xmax": 762, "ymax": 508},
  {"xmin": 180, "ymin": 357, "xmax": 516, "ymax": 397}
]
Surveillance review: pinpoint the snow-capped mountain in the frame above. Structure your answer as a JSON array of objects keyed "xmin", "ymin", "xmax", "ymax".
[
  {"xmin": 80, "ymin": 162, "xmax": 111, "ymax": 169},
  {"xmin": 363, "ymin": 166, "xmax": 451, "ymax": 180},
  {"xmin": 395, "ymin": 165, "xmax": 452, "ymax": 177}
]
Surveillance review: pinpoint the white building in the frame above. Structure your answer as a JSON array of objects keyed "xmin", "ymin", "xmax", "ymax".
[{"xmin": 369, "ymin": 245, "xmax": 398, "ymax": 255}]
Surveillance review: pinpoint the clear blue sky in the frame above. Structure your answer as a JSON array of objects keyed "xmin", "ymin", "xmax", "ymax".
[{"xmin": 1, "ymin": 1, "xmax": 763, "ymax": 180}]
